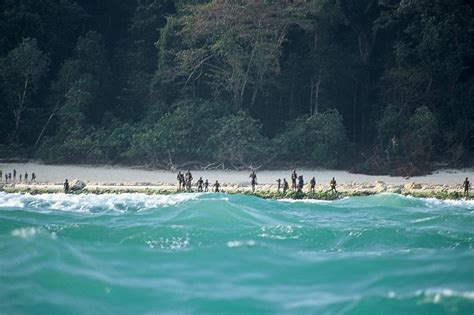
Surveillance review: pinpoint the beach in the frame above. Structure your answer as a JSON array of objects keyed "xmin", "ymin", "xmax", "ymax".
[{"xmin": 0, "ymin": 162, "xmax": 472, "ymax": 198}]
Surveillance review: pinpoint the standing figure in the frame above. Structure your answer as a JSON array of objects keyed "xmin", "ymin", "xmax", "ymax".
[
  {"xmin": 177, "ymin": 171, "xmax": 183, "ymax": 191},
  {"xmin": 13, "ymin": 169, "xmax": 16, "ymax": 181},
  {"xmin": 213, "ymin": 180, "xmax": 220, "ymax": 193},
  {"xmin": 283, "ymin": 178, "xmax": 289, "ymax": 194},
  {"xmin": 8, "ymin": 173, "xmax": 12, "ymax": 183},
  {"xmin": 197, "ymin": 177, "xmax": 204, "ymax": 192},
  {"xmin": 0, "ymin": 170, "xmax": 2, "ymax": 182},
  {"xmin": 297, "ymin": 175, "xmax": 304, "ymax": 193},
  {"xmin": 276, "ymin": 178, "xmax": 281, "ymax": 193},
  {"xmin": 31, "ymin": 173, "xmax": 36, "ymax": 183},
  {"xmin": 185, "ymin": 169, "xmax": 193, "ymax": 191},
  {"xmin": 249, "ymin": 170, "xmax": 257, "ymax": 192},
  {"xmin": 310, "ymin": 177, "xmax": 316, "ymax": 193},
  {"xmin": 19, "ymin": 174, "xmax": 22, "ymax": 182},
  {"xmin": 330, "ymin": 177, "xmax": 337, "ymax": 193},
  {"xmin": 64, "ymin": 179, "xmax": 70, "ymax": 194},
  {"xmin": 24, "ymin": 172, "xmax": 28, "ymax": 183},
  {"xmin": 5, "ymin": 174, "xmax": 8, "ymax": 183},
  {"xmin": 463, "ymin": 177, "xmax": 470, "ymax": 197},
  {"xmin": 291, "ymin": 170, "xmax": 297, "ymax": 192},
  {"xmin": 204, "ymin": 179, "xmax": 209, "ymax": 192}
]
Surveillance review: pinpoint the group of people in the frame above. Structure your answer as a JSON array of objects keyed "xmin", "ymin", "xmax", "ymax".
[
  {"xmin": 176, "ymin": 169, "xmax": 221, "ymax": 192},
  {"xmin": 0, "ymin": 169, "xmax": 37, "ymax": 184},
  {"xmin": 274, "ymin": 170, "xmax": 337, "ymax": 194}
]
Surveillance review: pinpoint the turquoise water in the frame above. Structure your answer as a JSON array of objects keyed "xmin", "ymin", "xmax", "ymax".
[{"xmin": 0, "ymin": 192, "xmax": 473, "ymax": 314}]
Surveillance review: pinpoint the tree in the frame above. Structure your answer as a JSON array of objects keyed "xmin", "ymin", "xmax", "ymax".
[{"xmin": 0, "ymin": 38, "xmax": 49, "ymax": 145}]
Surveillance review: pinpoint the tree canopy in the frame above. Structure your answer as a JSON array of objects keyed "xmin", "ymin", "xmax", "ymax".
[{"xmin": 0, "ymin": 0, "xmax": 473, "ymax": 173}]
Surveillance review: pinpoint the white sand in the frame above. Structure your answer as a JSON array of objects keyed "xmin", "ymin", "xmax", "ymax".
[{"xmin": 0, "ymin": 162, "xmax": 472, "ymax": 186}]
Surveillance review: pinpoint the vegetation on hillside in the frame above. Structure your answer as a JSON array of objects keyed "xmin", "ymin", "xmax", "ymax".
[{"xmin": 0, "ymin": 0, "xmax": 473, "ymax": 173}]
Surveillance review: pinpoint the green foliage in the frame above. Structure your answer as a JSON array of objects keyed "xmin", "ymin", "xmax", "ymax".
[
  {"xmin": 209, "ymin": 111, "xmax": 269, "ymax": 167},
  {"xmin": 127, "ymin": 99, "xmax": 233, "ymax": 164},
  {"xmin": 0, "ymin": 37, "xmax": 49, "ymax": 144},
  {"xmin": 0, "ymin": 0, "xmax": 473, "ymax": 173},
  {"xmin": 276, "ymin": 110, "xmax": 350, "ymax": 168}
]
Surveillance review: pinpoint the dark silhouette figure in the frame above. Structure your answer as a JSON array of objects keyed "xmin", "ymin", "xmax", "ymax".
[
  {"xmin": 197, "ymin": 177, "xmax": 204, "ymax": 192},
  {"xmin": 13, "ymin": 169, "xmax": 16, "ymax": 180},
  {"xmin": 64, "ymin": 179, "xmax": 69, "ymax": 194},
  {"xmin": 330, "ymin": 177, "xmax": 337, "ymax": 193},
  {"xmin": 283, "ymin": 178, "xmax": 289, "ymax": 194},
  {"xmin": 310, "ymin": 177, "xmax": 316, "ymax": 193},
  {"xmin": 291, "ymin": 170, "xmax": 297, "ymax": 192},
  {"xmin": 31, "ymin": 173, "xmax": 36, "ymax": 183},
  {"xmin": 249, "ymin": 170, "xmax": 257, "ymax": 192},
  {"xmin": 213, "ymin": 180, "xmax": 220, "ymax": 193},
  {"xmin": 5, "ymin": 174, "xmax": 8, "ymax": 183},
  {"xmin": 276, "ymin": 178, "xmax": 281, "ymax": 192},
  {"xmin": 0, "ymin": 170, "xmax": 2, "ymax": 182},
  {"xmin": 185, "ymin": 169, "xmax": 193, "ymax": 191},
  {"xmin": 177, "ymin": 171, "xmax": 183, "ymax": 191},
  {"xmin": 19, "ymin": 174, "xmax": 22, "ymax": 182},
  {"xmin": 24, "ymin": 172, "xmax": 28, "ymax": 183},
  {"xmin": 297, "ymin": 175, "xmax": 304, "ymax": 193},
  {"xmin": 463, "ymin": 177, "xmax": 470, "ymax": 197},
  {"xmin": 8, "ymin": 173, "xmax": 12, "ymax": 182},
  {"xmin": 204, "ymin": 179, "xmax": 209, "ymax": 192}
]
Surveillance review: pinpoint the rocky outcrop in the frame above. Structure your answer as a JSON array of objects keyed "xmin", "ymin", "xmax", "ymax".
[{"xmin": 70, "ymin": 179, "xmax": 86, "ymax": 191}]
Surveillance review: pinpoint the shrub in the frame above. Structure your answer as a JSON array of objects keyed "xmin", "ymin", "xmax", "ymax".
[{"xmin": 276, "ymin": 109, "xmax": 350, "ymax": 168}]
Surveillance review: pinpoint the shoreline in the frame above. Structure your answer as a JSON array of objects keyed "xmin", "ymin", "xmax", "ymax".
[
  {"xmin": 0, "ymin": 162, "xmax": 472, "ymax": 200},
  {"xmin": 1, "ymin": 182, "xmax": 471, "ymax": 200}
]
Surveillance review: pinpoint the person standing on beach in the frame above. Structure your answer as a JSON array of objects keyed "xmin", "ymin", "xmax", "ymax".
[
  {"xmin": 276, "ymin": 178, "xmax": 281, "ymax": 192},
  {"xmin": 310, "ymin": 177, "xmax": 316, "ymax": 193},
  {"xmin": 19, "ymin": 174, "xmax": 22, "ymax": 182},
  {"xmin": 0, "ymin": 170, "xmax": 2, "ymax": 182},
  {"xmin": 64, "ymin": 179, "xmax": 69, "ymax": 194},
  {"xmin": 31, "ymin": 173, "xmax": 36, "ymax": 183},
  {"xmin": 213, "ymin": 180, "xmax": 220, "ymax": 193},
  {"xmin": 13, "ymin": 169, "xmax": 16, "ymax": 181},
  {"xmin": 185, "ymin": 169, "xmax": 193, "ymax": 191},
  {"xmin": 8, "ymin": 173, "xmax": 12, "ymax": 183},
  {"xmin": 283, "ymin": 178, "xmax": 289, "ymax": 194},
  {"xmin": 5, "ymin": 174, "xmax": 8, "ymax": 183},
  {"xmin": 24, "ymin": 172, "xmax": 28, "ymax": 183},
  {"xmin": 177, "ymin": 171, "xmax": 183, "ymax": 191},
  {"xmin": 463, "ymin": 177, "xmax": 470, "ymax": 197},
  {"xmin": 204, "ymin": 179, "xmax": 209, "ymax": 192},
  {"xmin": 297, "ymin": 175, "xmax": 304, "ymax": 193},
  {"xmin": 330, "ymin": 177, "xmax": 337, "ymax": 193},
  {"xmin": 291, "ymin": 170, "xmax": 297, "ymax": 192},
  {"xmin": 197, "ymin": 177, "xmax": 204, "ymax": 192},
  {"xmin": 250, "ymin": 170, "xmax": 257, "ymax": 192}
]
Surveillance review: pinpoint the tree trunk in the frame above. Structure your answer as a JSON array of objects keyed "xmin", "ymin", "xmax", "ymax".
[
  {"xmin": 353, "ymin": 78, "xmax": 358, "ymax": 143},
  {"xmin": 14, "ymin": 78, "xmax": 29, "ymax": 145},
  {"xmin": 34, "ymin": 105, "xmax": 58, "ymax": 149},
  {"xmin": 313, "ymin": 73, "xmax": 321, "ymax": 115}
]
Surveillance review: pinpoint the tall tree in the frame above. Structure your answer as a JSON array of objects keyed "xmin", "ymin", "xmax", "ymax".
[{"xmin": 1, "ymin": 38, "xmax": 49, "ymax": 145}]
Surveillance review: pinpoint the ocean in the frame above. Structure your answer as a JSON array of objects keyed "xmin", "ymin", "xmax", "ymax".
[{"xmin": 0, "ymin": 192, "xmax": 473, "ymax": 314}]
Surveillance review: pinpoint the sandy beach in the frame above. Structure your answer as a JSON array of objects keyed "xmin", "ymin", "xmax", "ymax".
[{"xmin": 0, "ymin": 162, "xmax": 472, "ymax": 197}]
